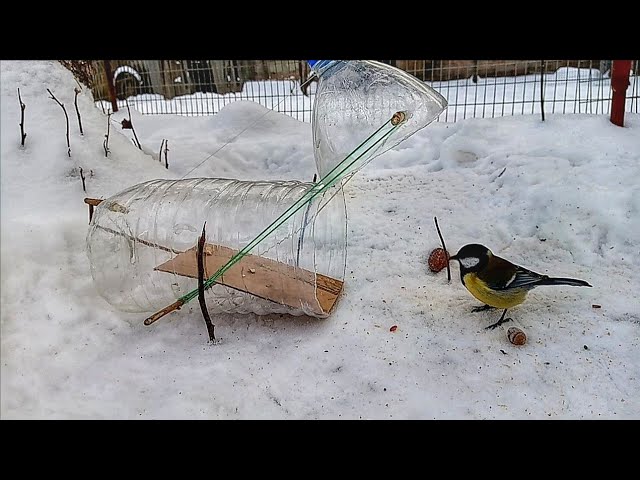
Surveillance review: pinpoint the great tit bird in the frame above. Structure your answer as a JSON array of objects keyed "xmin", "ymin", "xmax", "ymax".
[{"xmin": 449, "ymin": 244, "xmax": 592, "ymax": 330}]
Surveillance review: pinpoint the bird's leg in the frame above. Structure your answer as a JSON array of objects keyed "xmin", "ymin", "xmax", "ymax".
[
  {"xmin": 485, "ymin": 309, "xmax": 512, "ymax": 330},
  {"xmin": 471, "ymin": 304, "xmax": 496, "ymax": 313}
]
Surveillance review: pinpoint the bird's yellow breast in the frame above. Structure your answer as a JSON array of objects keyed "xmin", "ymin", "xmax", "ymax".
[{"xmin": 462, "ymin": 273, "xmax": 528, "ymax": 309}]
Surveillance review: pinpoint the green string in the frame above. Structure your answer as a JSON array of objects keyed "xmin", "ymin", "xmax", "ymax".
[{"xmin": 178, "ymin": 112, "xmax": 406, "ymax": 305}]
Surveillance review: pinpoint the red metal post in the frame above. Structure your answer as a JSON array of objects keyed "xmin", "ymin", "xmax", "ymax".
[{"xmin": 610, "ymin": 60, "xmax": 632, "ymax": 127}]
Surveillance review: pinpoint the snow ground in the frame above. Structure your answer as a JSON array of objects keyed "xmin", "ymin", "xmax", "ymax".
[{"xmin": 1, "ymin": 60, "xmax": 638, "ymax": 419}]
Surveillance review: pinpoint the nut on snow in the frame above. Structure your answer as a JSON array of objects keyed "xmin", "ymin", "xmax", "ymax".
[
  {"xmin": 507, "ymin": 326, "xmax": 527, "ymax": 346},
  {"xmin": 428, "ymin": 247, "xmax": 450, "ymax": 273}
]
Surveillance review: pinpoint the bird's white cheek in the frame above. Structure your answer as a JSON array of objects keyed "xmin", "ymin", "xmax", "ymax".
[{"xmin": 460, "ymin": 257, "xmax": 480, "ymax": 269}]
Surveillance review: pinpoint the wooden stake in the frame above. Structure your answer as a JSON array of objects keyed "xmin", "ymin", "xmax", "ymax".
[
  {"xmin": 84, "ymin": 197, "xmax": 103, "ymax": 207},
  {"xmin": 144, "ymin": 300, "xmax": 184, "ymax": 326}
]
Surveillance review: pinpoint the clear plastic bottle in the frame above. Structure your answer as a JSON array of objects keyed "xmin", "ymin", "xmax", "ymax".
[
  {"xmin": 87, "ymin": 61, "xmax": 445, "ymax": 320},
  {"xmin": 86, "ymin": 178, "xmax": 347, "ymax": 317},
  {"xmin": 309, "ymin": 60, "xmax": 447, "ymax": 178}
]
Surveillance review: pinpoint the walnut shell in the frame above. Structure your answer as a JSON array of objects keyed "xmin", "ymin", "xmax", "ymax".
[{"xmin": 507, "ymin": 326, "xmax": 527, "ymax": 346}]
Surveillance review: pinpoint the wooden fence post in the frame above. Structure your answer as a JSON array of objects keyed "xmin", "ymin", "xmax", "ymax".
[{"xmin": 103, "ymin": 60, "xmax": 119, "ymax": 113}]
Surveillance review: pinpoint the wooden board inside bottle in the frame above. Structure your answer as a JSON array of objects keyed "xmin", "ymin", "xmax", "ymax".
[{"xmin": 154, "ymin": 243, "xmax": 343, "ymax": 316}]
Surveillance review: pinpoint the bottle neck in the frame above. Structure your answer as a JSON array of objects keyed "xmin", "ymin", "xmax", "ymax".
[{"xmin": 309, "ymin": 60, "xmax": 341, "ymax": 77}]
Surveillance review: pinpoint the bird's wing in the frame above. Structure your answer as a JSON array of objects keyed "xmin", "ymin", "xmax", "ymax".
[
  {"xmin": 480, "ymin": 255, "xmax": 547, "ymax": 291},
  {"xmin": 501, "ymin": 266, "xmax": 548, "ymax": 290},
  {"xmin": 479, "ymin": 256, "xmax": 519, "ymax": 290}
]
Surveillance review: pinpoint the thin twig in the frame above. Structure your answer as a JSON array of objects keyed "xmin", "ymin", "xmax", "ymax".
[
  {"xmin": 84, "ymin": 219, "xmax": 184, "ymax": 255},
  {"xmin": 125, "ymin": 99, "xmax": 142, "ymax": 150},
  {"xmin": 93, "ymin": 223, "xmax": 182, "ymax": 255},
  {"xmin": 47, "ymin": 88, "xmax": 71, "ymax": 157},
  {"xmin": 197, "ymin": 222, "xmax": 216, "ymax": 342},
  {"xmin": 434, "ymin": 216, "xmax": 451, "ymax": 283},
  {"xmin": 74, "ymin": 87, "xmax": 84, "ymax": 135},
  {"xmin": 103, "ymin": 111, "xmax": 111, "ymax": 157},
  {"xmin": 18, "ymin": 88, "xmax": 26, "ymax": 147},
  {"xmin": 79, "ymin": 167, "xmax": 86, "ymax": 193},
  {"xmin": 73, "ymin": 76, "xmax": 83, "ymax": 91},
  {"xmin": 540, "ymin": 60, "xmax": 546, "ymax": 122},
  {"xmin": 497, "ymin": 167, "xmax": 507, "ymax": 178},
  {"xmin": 163, "ymin": 139, "xmax": 169, "ymax": 169},
  {"xmin": 158, "ymin": 139, "xmax": 165, "ymax": 163},
  {"xmin": 84, "ymin": 198, "xmax": 184, "ymax": 253}
]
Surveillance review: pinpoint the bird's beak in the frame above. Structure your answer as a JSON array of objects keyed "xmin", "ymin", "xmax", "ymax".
[{"xmin": 449, "ymin": 254, "xmax": 457, "ymax": 261}]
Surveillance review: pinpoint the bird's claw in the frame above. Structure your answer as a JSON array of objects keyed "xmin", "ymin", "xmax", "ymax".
[
  {"xmin": 485, "ymin": 317, "xmax": 512, "ymax": 330},
  {"xmin": 472, "ymin": 305, "xmax": 496, "ymax": 313}
]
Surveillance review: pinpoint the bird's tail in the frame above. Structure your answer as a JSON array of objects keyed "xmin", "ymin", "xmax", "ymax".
[{"xmin": 538, "ymin": 277, "xmax": 592, "ymax": 287}]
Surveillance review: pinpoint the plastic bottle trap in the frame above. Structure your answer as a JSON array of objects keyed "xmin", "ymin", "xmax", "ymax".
[{"xmin": 86, "ymin": 61, "xmax": 447, "ymax": 321}]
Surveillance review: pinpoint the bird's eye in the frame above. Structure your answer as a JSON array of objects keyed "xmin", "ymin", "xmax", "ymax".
[{"xmin": 460, "ymin": 257, "xmax": 480, "ymax": 268}]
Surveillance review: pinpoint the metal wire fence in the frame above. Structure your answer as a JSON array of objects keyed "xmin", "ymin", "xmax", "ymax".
[
  {"xmin": 83, "ymin": 60, "xmax": 639, "ymax": 123},
  {"xmin": 90, "ymin": 60, "xmax": 314, "ymax": 119},
  {"xmin": 416, "ymin": 60, "xmax": 639, "ymax": 122}
]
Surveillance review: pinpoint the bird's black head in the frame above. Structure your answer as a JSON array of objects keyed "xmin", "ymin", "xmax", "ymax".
[{"xmin": 449, "ymin": 243, "xmax": 491, "ymax": 274}]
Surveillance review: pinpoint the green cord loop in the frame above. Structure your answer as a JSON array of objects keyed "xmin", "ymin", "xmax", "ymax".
[{"xmin": 178, "ymin": 112, "xmax": 407, "ymax": 305}]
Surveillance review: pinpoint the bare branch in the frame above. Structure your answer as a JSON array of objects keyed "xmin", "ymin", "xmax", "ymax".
[
  {"xmin": 434, "ymin": 216, "xmax": 451, "ymax": 283},
  {"xmin": 158, "ymin": 139, "xmax": 165, "ymax": 163},
  {"xmin": 103, "ymin": 111, "xmax": 111, "ymax": 157},
  {"xmin": 125, "ymin": 99, "xmax": 142, "ymax": 150},
  {"xmin": 197, "ymin": 222, "xmax": 216, "ymax": 342},
  {"xmin": 163, "ymin": 139, "xmax": 169, "ymax": 169},
  {"xmin": 47, "ymin": 88, "xmax": 71, "ymax": 157},
  {"xmin": 79, "ymin": 167, "xmax": 87, "ymax": 193},
  {"xmin": 18, "ymin": 88, "xmax": 26, "ymax": 147},
  {"xmin": 74, "ymin": 87, "xmax": 84, "ymax": 135}
]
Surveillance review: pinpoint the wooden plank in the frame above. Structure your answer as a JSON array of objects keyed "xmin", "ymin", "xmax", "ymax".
[
  {"xmin": 210, "ymin": 61, "xmax": 246, "ymax": 95},
  {"xmin": 154, "ymin": 243, "xmax": 343, "ymax": 316},
  {"xmin": 143, "ymin": 60, "xmax": 165, "ymax": 99}
]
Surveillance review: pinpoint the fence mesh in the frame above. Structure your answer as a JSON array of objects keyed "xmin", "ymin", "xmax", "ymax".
[{"xmin": 81, "ymin": 60, "xmax": 639, "ymax": 122}]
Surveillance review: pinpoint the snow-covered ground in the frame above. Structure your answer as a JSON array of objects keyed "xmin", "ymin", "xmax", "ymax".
[{"xmin": 1, "ymin": 60, "xmax": 639, "ymax": 419}]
